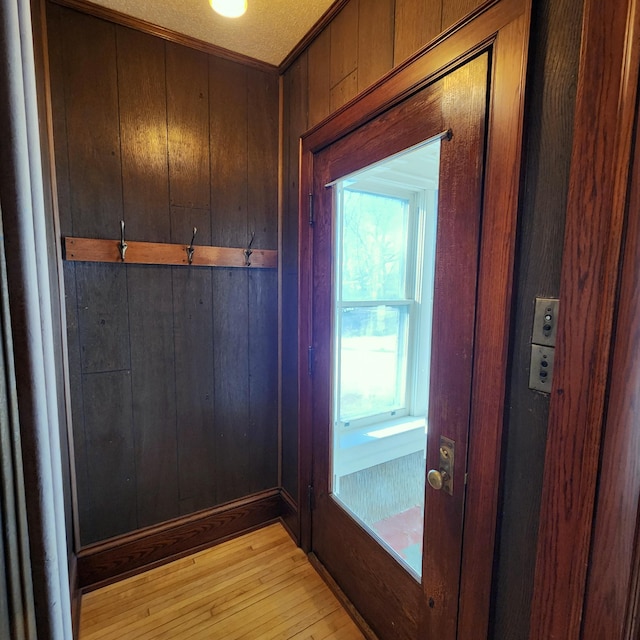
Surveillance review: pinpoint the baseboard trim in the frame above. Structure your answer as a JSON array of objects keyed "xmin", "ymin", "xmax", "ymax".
[{"xmin": 77, "ymin": 488, "xmax": 281, "ymax": 590}]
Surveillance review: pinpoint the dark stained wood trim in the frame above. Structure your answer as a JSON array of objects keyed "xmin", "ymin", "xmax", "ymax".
[
  {"xmin": 49, "ymin": 0, "xmax": 278, "ymax": 73},
  {"xmin": 580, "ymin": 102, "xmax": 640, "ymax": 639},
  {"xmin": 77, "ymin": 488, "xmax": 281, "ymax": 590},
  {"xmin": 278, "ymin": 0, "xmax": 350, "ymax": 73},
  {"xmin": 298, "ymin": 1, "xmax": 531, "ymax": 638},
  {"xmin": 529, "ymin": 0, "xmax": 640, "ymax": 638}
]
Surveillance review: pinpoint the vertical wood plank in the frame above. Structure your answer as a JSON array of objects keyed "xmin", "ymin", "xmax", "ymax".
[
  {"xmin": 166, "ymin": 43, "xmax": 210, "ymax": 210},
  {"xmin": 46, "ymin": 3, "xmax": 72, "ymax": 238},
  {"xmin": 308, "ymin": 29, "xmax": 331, "ymax": 128},
  {"xmin": 63, "ymin": 265, "xmax": 91, "ymax": 546},
  {"xmin": 248, "ymin": 270, "xmax": 279, "ymax": 493},
  {"xmin": 116, "ymin": 26, "xmax": 170, "ymax": 242},
  {"xmin": 330, "ymin": 0, "xmax": 359, "ymax": 89},
  {"xmin": 247, "ymin": 68, "xmax": 279, "ymax": 250},
  {"xmin": 330, "ymin": 71, "xmax": 358, "ymax": 112},
  {"xmin": 441, "ymin": 0, "xmax": 484, "ymax": 31},
  {"xmin": 171, "ymin": 207, "xmax": 216, "ymax": 514},
  {"xmin": 59, "ymin": 9, "xmax": 122, "ymax": 239},
  {"xmin": 75, "ymin": 263, "xmax": 130, "ymax": 374},
  {"xmin": 82, "ymin": 371, "xmax": 137, "ymax": 544},
  {"xmin": 393, "ymin": 0, "xmax": 442, "ymax": 66},
  {"xmin": 210, "ymin": 57, "xmax": 248, "ymax": 247},
  {"xmin": 128, "ymin": 266, "xmax": 179, "ymax": 528},
  {"xmin": 357, "ymin": 0, "xmax": 395, "ymax": 92},
  {"xmin": 212, "ymin": 269, "xmax": 250, "ymax": 503}
]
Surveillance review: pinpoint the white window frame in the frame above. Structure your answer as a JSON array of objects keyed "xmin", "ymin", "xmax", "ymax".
[{"xmin": 333, "ymin": 180, "xmax": 438, "ymax": 434}]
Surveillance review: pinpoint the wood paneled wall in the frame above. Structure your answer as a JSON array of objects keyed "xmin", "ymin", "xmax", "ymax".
[
  {"xmin": 47, "ymin": 3, "xmax": 279, "ymax": 546},
  {"xmin": 281, "ymin": 0, "xmax": 581, "ymax": 637}
]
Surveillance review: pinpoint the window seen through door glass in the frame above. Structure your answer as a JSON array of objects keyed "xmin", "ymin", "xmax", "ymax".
[{"xmin": 331, "ymin": 138, "xmax": 441, "ymax": 579}]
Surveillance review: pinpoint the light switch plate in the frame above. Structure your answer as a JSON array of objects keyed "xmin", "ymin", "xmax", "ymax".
[
  {"xmin": 529, "ymin": 344, "xmax": 555, "ymax": 393},
  {"xmin": 532, "ymin": 298, "xmax": 560, "ymax": 347}
]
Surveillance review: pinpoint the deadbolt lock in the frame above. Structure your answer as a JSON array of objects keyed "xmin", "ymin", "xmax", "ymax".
[{"xmin": 427, "ymin": 436, "xmax": 454, "ymax": 496}]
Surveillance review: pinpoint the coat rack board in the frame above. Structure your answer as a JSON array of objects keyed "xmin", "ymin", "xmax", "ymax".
[{"xmin": 63, "ymin": 236, "xmax": 277, "ymax": 269}]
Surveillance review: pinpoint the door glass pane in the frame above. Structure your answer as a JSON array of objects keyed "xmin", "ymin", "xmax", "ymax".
[{"xmin": 331, "ymin": 138, "xmax": 441, "ymax": 579}]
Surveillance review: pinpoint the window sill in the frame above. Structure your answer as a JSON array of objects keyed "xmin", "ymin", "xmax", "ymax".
[{"xmin": 334, "ymin": 416, "xmax": 426, "ymax": 478}]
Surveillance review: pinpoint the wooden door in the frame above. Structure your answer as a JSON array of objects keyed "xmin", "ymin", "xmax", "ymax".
[
  {"xmin": 298, "ymin": 2, "xmax": 531, "ymax": 638},
  {"xmin": 307, "ymin": 55, "xmax": 487, "ymax": 640}
]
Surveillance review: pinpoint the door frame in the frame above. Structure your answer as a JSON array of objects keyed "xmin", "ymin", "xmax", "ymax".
[{"xmin": 298, "ymin": 0, "xmax": 532, "ymax": 636}]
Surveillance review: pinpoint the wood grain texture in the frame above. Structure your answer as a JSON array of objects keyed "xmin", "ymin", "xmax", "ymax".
[
  {"xmin": 330, "ymin": 0, "xmax": 359, "ymax": 88},
  {"xmin": 393, "ymin": 0, "xmax": 442, "ymax": 67},
  {"xmin": 75, "ymin": 263, "xmax": 130, "ymax": 374},
  {"xmin": 46, "ymin": 2, "xmax": 72, "ymax": 237},
  {"xmin": 330, "ymin": 70, "xmax": 358, "ymax": 112},
  {"xmin": 490, "ymin": 0, "xmax": 581, "ymax": 637},
  {"xmin": 59, "ymin": 9, "xmax": 123, "ymax": 239},
  {"xmin": 456, "ymin": 13, "xmax": 531, "ymax": 638},
  {"xmin": 49, "ymin": 5, "xmax": 279, "ymax": 545},
  {"xmin": 78, "ymin": 523, "xmax": 364, "ymax": 640},
  {"xmin": 529, "ymin": 0, "xmax": 640, "ymax": 637},
  {"xmin": 166, "ymin": 43, "xmax": 210, "ymax": 210},
  {"xmin": 81, "ymin": 371, "xmax": 137, "ymax": 545},
  {"xmin": 248, "ymin": 68, "xmax": 279, "ymax": 250},
  {"xmin": 441, "ymin": 0, "xmax": 485, "ymax": 30},
  {"xmin": 117, "ymin": 26, "xmax": 170, "ymax": 242},
  {"xmin": 64, "ymin": 237, "xmax": 277, "ymax": 268},
  {"xmin": 77, "ymin": 490, "xmax": 282, "ymax": 589},
  {"xmin": 127, "ymin": 266, "xmax": 179, "ymax": 529},
  {"xmin": 63, "ymin": 264, "xmax": 91, "ymax": 545},
  {"xmin": 170, "ymin": 207, "xmax": 216, "ymax": 514},
  {"xmin": 357, "ymin": 0, "xmax": 394, "ymax": 93},
  {"xmin": 209, "ymin": 57, "xmax": 248, "ymax": 248},
  {"xmin": 308, "ymin": 29, "xmax": 331, "ymax": 128},
  {"xmin": 581, "ymin": 93, "xmax": 640, "ymax": 640},
  {"xmin": 281, "ymin": 53, "xmax": 308, "ymax": 510},
  {"xmin": 299, "ymin": 2, "xmax": 531, "ymax": 638},
  {"xmin": 248, "ymin": 269, "xmax": 279, "ymax": 493},
  {"xmin": 211, "ymin": 268, "xmax": 251, "ymax": 504},
  {"xmin": 423, "ymin": 55, "xmax": 487, "ymax": 639}
]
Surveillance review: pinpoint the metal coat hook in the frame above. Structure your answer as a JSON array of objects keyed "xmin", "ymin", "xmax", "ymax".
[
  {"xmin": 186, "ymin": 227, "xmax": 197, "ymax": 264},
  {"xmin": 244, "ymin": 232, "xmax": 255, "ymax": 267},
  {"xmin": 119, "ymin": 220, "xmax": 127, "ymax": 261}
]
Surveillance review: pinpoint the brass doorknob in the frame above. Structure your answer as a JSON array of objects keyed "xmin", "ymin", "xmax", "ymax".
[{"xmin": 427, "ymin": 469, "xmax": 445, "ymax": 490}]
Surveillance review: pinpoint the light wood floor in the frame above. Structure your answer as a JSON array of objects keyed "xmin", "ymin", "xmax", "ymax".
[{"xmin": 78, "ymin": 523, "xmax": 366, "ymax": 639}]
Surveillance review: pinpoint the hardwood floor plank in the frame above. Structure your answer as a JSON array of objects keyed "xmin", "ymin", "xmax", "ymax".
[
  {"xmin": 79, "ymin": 524, "xmax": 365, "ymax": 640},
  {"xmin": 82, "ymin": 542, "xmax": 303, "ymax": 636}
]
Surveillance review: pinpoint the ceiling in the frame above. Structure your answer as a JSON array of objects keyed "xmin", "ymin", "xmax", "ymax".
[{"xmin": 83, "ymin": 0, "xmax": 338, "ymax": 66}]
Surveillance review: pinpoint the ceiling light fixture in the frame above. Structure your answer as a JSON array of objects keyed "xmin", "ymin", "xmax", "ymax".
[{"xmin": 210, "ymin": 0, "xmax": 247, "ymax": 18}]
